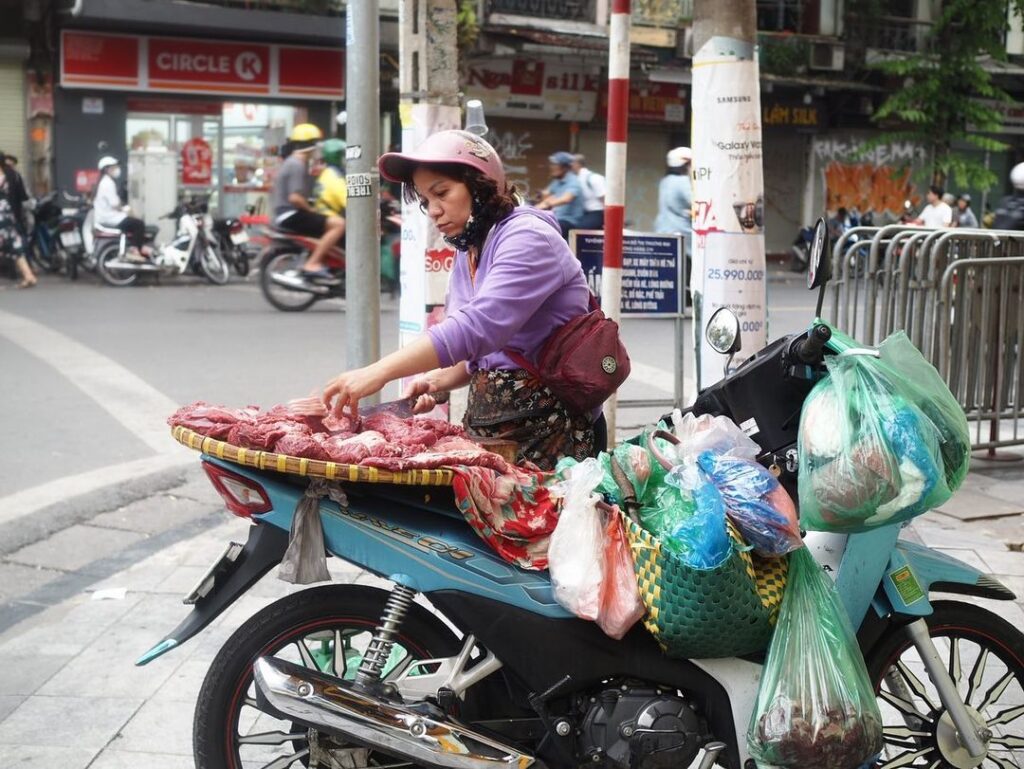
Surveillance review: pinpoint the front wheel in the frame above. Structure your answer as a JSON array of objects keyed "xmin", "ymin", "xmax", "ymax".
[
  {"xmin": 867, "ymin": 601, "xmax": 1024, "ymax": 768},
  {"xmin": 259, "ymin": 248, "xmax": 318, "ymax": 312},
  {"xmin": 193, "ymin": 583, "xmax": 463, "ymax": 769},
  {"xmin": 199, "ymin": 240, "xmax": 231, "ymax": 285}
]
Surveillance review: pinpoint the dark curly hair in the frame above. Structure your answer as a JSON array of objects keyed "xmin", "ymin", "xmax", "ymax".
[{"xmin": 402, "ymin": 162, "xmax": 518, "ymax": 251}]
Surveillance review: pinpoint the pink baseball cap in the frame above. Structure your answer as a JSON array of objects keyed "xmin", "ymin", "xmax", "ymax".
[{"xmin": 378, "ymin": 129, "xmax": 506, "ymax": 188}]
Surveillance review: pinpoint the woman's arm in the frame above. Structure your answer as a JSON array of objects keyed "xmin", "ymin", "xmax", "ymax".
[
  {"xmin": 404, "ymin": 362, "xmax": 472, "ymax": 413},
  {"xmin": 322, "ymin": 335, "xmax": 441, "ymax": 417}
]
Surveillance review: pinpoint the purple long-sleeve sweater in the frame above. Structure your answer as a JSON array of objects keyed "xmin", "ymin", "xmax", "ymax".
[{"xmin": 427, "ymin": 207, "xmax": 590, "ymax": 373}]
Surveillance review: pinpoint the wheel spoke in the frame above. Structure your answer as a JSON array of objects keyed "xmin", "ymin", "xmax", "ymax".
[
  {"xmin": 244, "ymin": 695, "xmax": 260, "ymax": 710},
  {"xmin": 883, "ymin": 725, "xmax": 933, "ymax": 748},
  {"xmin": 967, "ymin": 648, "xmax": 991, "ymax": 706},
  {"xmin": 950, "ymin": 637, "xmax": 962, "ymax": 686},
  {"xmin": 333, "ymin": 629, "xmax": 345, "ymax": 678},
  {"xmin": 978, "ymin": 671, "xmax": 1016, "ymax": 714},
  {"xmin": 237, "ymin": 730, "xmax": 307, "ymax": 746},
  {"xmin": 991, "ymin": 735, "xmax": 1024, "ymax": 749},
  {"xmin": 896, "ymin": 660, "xmax": 940, "ymax": 713},
  {"xmin": 258, "ymin": 747, "xmax": 309, "ymax": 769},
  {"xmin": 295, "ymin": 638, "xmax": 318, "ymax": 670},
  {"xmin": 988, "ymin": 753, "xmax": 1023, "ymax": 769},
  {"xmin": 987, "ymin": 703, "xmax": 1024, "ymax": 728},
  {"xmin": 879, "ymin": 746, "xmax": 936, "ymax": 768},
  {"xmin": 881, "ymin": 688, "xmax": 935, "ymax": 723}
]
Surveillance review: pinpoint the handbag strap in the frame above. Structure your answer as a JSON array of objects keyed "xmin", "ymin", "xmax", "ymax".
[{"xmin": 502, "ymin": 293, "xmax": 601, "ymax": 375}]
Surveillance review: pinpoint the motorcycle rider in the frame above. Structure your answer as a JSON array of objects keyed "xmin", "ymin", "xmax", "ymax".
[
  {"xmin": 314, "ymin": 138, "xmax": 348, "ymax": 219},
  {"xmin": 992, "ymin": 162, "xmax": 1024, "ymax": 231},
  {"xmin": 270, "ymin": 124, "xmax": 346, "ymax": 280},
  {"xmin": 94, "ymin": 156, "xmax": 149, "ymax": 262}
]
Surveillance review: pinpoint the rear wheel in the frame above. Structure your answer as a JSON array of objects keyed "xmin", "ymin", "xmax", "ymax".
[
  {"xmin": 260, "ymin": 248, "xmax": 318, "ymax": 312},
  {"xmin": 96, "ymin": 241, "xmax": 137, "ymax": 287},
  {"xmin": 866, "ymin": 601, "xmax": 1024, "ymax": 768},
  {"xmin": 193, "ymin": 584, "xmax": 464, "ymax": 769}
]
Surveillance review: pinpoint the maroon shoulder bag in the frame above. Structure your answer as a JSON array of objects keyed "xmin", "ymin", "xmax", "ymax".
[{"xmin": 505, "ymin": 295, "xmax": 631, "ymax": 415}]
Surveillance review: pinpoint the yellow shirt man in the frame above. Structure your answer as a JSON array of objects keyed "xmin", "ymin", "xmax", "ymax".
[{"xmin": 315, "ymin": 166, "xmax": 347, "ymax": 216}]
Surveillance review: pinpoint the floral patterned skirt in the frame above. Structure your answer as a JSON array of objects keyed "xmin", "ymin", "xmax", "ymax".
[
  {"xmin": 465, "ymin": 368, "xmax": 594, "ymax": 472},
  {"xmin": 0, "ymin": 195, "xmax": 25, "ymax": 262}
]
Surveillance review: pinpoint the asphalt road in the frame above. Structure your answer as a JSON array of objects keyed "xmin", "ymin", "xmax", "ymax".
[{"xmin": 0, "ymin": 267, "xmax": 816, "ymax": 527}]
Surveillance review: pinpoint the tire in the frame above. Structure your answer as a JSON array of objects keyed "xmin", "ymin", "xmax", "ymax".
[
  {"xmin": 234, "ymin": 248, "xmax": 251, "ymax": 278},
  {"xmin": 68, "ymin": 248, "xmax": 79, "ymax": 281},
  {"xmin": 199, "ymin": 240, "xmax": 231, "ymax": 285},
  {"xmin": 260, "ymin": 247, "xmax": 318, "ymax": 312},
  {"xmin": 29, "ymin": 234, "xmax": 59, "ymax": 273},
  {"xmin": 866, "ymin": 601, "xmax": 1024, "ymax": 769},
  {"xmin": 96, "ymin": 242, "xmax": 137, "ymax": 287},
  {"xmin": 193, "ymin": 583, "xmax": 463, "ymax": 769}
]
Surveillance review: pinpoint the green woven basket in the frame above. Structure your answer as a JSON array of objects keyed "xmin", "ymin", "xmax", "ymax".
[{"xmin": 623, "ymin": 513, "xmax": 789, "ymax": 659}]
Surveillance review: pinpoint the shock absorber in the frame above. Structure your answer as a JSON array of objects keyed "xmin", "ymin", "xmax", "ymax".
[{"xmin": 354, "ymin": 584, "xmax": 417, "ymax": 688}]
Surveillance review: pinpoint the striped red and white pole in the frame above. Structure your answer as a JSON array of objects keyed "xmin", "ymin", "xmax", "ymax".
[{"xmin": 602, "ymin": 0, "xmax": 631, "ymax": 444}]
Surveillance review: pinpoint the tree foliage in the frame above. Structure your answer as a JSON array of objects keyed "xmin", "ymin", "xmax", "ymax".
[{"xmin": 868, "ymin": 0, "xmax": 1024, "ymax": 189}]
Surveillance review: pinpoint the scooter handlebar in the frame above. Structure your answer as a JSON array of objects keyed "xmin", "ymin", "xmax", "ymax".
[{"xmin": 791, "ymin": 324, "xmax": 832, "ymax": 365}]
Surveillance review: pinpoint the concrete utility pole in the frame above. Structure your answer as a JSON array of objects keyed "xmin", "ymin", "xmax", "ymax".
[
  {"xmin": 691, "ymin": 0, "xmax": 768, "ymax": 388},
  {"xmin": 346, "ymin": 0, "xmax": 382, "ymax": 390}
]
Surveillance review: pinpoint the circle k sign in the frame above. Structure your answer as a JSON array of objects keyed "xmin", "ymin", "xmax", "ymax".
[{"xmin": 149, "ymin": 38, "xmax": 270, "ymax": 91}]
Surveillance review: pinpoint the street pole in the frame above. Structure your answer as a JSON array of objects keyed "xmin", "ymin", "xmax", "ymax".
[
  {"xmin": 346, "ymin": 0, "xmax": 381, "ymax": 393},
  {"xmin": 602, "ymin": 0, "xmax": 631, "ymax": 447},
  {"xmin": 691, "ymin": 0, "xmax": 768, "ymax": 389}
]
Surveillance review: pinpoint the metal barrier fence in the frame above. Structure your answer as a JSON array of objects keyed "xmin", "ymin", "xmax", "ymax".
[{"xmin": 825, "ymin": 226, "xmax": 1024, "ymax": 452}]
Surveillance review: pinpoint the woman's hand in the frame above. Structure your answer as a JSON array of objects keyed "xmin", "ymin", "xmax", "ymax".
[
  {"xmin": 322, "ymin": 364, "xmax": 388, "ymax": 418},
  {"xmin": 403, "ymin": 375, "xmax": 439, "ymax": 414}
]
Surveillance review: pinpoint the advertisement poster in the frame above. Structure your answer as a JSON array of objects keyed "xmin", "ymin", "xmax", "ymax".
[
  {"xmin": 691, "ymin": 38, "xmax": 767, "ymax": 388},
  {"xmin": 397, "ymin": 102, "xmax": 461, "ymax": 350},
  {"xmin": 181, "ymin": 137, "xmax": 213, "ymax": 186}
]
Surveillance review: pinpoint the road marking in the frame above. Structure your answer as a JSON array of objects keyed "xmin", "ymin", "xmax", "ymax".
[
  {"xmin": 0, "ymin": 308, "xmax": 193, "ymax": 524},
  {"xmin": 0, "ymin": 308, "xmax": 181, "ymax": 454}
]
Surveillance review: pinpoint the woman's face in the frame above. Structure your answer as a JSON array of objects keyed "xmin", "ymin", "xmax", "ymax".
[{"xmin": 412, "ymin": 167, "xmax": 472, "ymax": 237}]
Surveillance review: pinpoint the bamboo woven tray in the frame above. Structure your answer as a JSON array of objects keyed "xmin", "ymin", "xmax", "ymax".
[{"xmin": 171, "ymin": 426, "xmax": 455, "ymax": 486}]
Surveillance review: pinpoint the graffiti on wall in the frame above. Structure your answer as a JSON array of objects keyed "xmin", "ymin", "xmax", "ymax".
[{"xmin": 813, "ymin": 137, "xmax": 927, "ymax": 217}]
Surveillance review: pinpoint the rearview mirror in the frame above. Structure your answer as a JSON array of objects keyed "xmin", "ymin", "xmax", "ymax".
[
  {"xmin": 706, "ymin": 307, "xmax": 742, "ymax": 355},
  {"xmin": 807, "ymin": 216, "xmax": 830, "ymax": 290}
]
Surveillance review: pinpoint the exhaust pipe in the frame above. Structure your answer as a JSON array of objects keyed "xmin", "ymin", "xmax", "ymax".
[
  {"xmin": 270, "ymin": 271, "xmax": 329, "ymax": 294},
  {"xmin": 253, "ymin": 657, "xmax": 534, "ymax": 769},
  {"xmin": 106, "ymin": 260, "xmax": 160, "ymax": 271}
]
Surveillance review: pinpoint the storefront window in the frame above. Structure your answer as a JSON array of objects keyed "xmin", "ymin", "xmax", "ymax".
[{"xmin": 222, "ymin": 103, "xmax": 306, "ymax": 216}]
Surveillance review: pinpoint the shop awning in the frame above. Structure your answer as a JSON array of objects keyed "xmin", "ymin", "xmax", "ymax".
[{"xmin": 63, "ymin": 0, "xmax": 397, "ymax": 48}]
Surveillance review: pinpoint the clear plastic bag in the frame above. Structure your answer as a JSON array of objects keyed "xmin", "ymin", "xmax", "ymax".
[
  {"xmin": 748, "ymin": 548, "xmax": 883, "ymax": 769},
  {"xmin": 673, "ymin": 411, "xmax": 761, "ymax": 462},
  {"xmin": 697, "ymin": 451, "xmax": 803, "ymax": 556},
  {"xmin": 596, "ymin": 509, "xmax": 646, "ymax": 639},
  {"xmin": 548, "ymin": 458, "xmax": 606, "ymax": 620},
  {"xmin": 798, "ymin": 342, "xmax": 952, "ymax": 533}
]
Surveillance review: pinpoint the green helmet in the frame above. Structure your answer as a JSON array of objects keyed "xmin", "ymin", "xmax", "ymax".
[{"xmin": 321, "ymin": 138, "xmax": 346, "ymax": 169}]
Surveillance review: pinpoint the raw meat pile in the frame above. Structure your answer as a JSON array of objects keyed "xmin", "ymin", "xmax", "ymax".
[{"xmin": 168, "ymin": 400, "xmax": 510, "ymax": 473}]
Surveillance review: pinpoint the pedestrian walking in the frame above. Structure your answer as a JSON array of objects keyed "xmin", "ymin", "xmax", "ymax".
[
  {"xmin": 571, "ymin": 153, "xmax": 606, "ymax": 230},
  {"xmin": 535, "ymin": 151, "xmax": 585, "ymax": 240},
  {"xmin": 913, "ymin": 185, "xmax": 953, "ymax": 228},
  {"xmin": 654, "ymin": 147, "xmax": 693, "ymax": 239},
  {"xmin": 0, "ymin": 150, "xmax": 36, "ymax": 288},
  {"xmin": 956, "ymin": 194, "xmax": 978, "ymax": 228}
]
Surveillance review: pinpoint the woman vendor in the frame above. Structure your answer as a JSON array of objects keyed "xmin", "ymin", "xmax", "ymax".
[{"xmin": 322, "ymin": 129, "xmax": 607, "ymax": 470}]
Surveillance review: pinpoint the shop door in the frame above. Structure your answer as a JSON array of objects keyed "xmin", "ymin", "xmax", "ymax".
[{"xmin": 0, "ymin": 59, "xmax": 26, "ymax": 169}]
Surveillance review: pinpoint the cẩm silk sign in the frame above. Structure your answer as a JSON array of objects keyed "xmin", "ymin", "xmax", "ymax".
[{"xmin": 60, "ymin": 30, "xmax": 344, "ymax": 100}]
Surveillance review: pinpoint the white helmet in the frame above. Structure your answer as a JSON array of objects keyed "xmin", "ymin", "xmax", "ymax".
[
  {"xmin": 1011, "ymin": 162, "xmax": 1024, "ymax": 190},
  {"xmin": 666, "ymin": 146, "xmax": 692, "ymax": 168},
  {"xmin": 98, "ymin": 156, "xmax": 120, "ymax": 171}
]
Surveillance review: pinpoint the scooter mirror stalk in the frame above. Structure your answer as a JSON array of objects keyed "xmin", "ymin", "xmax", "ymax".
[{"xmin": 806, "ymin": 215, "xmax": 831, "ymax": 317}]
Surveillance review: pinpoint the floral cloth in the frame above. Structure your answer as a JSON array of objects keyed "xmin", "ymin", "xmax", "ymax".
[
  {"xmin": 0, "ymin": 176, "xmax": 26, "ymax": 262},
  {"xmin": 464, "ymin": 369, "xmax": 593, "ymax": 472},
  {"xmin": 451, "ymin": 464, "xmax": 561, "ymax": 570}
]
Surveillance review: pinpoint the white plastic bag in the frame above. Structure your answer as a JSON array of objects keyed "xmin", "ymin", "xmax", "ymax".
[
  {"xmin": 549, "ymin": 458, "xmax": 606, "ymax": 620},
  {"xmin": 672, "ymin": 412, "xmax": 761, "ymax": 464}
]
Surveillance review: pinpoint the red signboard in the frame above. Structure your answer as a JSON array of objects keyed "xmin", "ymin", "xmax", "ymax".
[
  {"xmin": 74, "ymin": 168, "xmax": 101, "ymax": 194},
  {"xmin": 149, "ymin": 38, "xmax": 270, "ymax": 94},
  {"xmin": 279, "ymin": 46, "xmax": 344, "ymax": 97},
  {"xmin": 181, "ymin": 137, "xmax": 214, "ymax": 185},
  {"xmin": 62, "ymin": 31, "xmax": 139, "ymax": 88},
  {"xmin": 60, "ymin": 31, "xmax": 344, "ymax": 100},
  {"xmin": 599, "ymin": 81, "xmax": 687, "ymax": 123},
  {"xmin": 126, "ymin": 98, "xmax": 222, "ymax": 115}
]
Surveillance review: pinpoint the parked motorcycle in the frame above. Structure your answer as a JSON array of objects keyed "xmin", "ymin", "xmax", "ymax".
[
  {"xmin": 95, "ymin": 198, "xmax": 230, "ymax": 287},
  {"xmin": 24, "ymin": 190, "xmax": 89, "ymax": 276},
  {"xmin": 212, "ymin": 207, "xmax": 261, "ymax": 277},
  {"xmin": 139, "ymin": 218, "xmax": 1024, "ymax": 769}
]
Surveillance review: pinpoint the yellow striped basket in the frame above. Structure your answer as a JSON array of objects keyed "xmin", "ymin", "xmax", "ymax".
[
  {"xmin": 623, "ymin": 513, "xmax": 789, "ymax": 659},
  {"xmin": 171, "ymin": 426, "xmax": 455, "ymax": 486}
]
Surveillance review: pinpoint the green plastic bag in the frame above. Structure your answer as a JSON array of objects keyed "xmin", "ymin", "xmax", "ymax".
[
  {"xmin": 748, "ymin": 548, "xmax": 883, "ymax": 769},
  {"xmin": 798, "ymin": 331, "xmax": 966, "ymax": 532}
]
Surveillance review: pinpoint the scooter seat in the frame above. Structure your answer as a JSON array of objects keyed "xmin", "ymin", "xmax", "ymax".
[{"xmin": 93, "ymin": 224, "xmax": 123, "ymax": 238}]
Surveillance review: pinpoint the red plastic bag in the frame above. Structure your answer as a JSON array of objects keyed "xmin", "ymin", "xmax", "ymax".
[{"xmin": 596, "ymin": 509, "xmax": 646, "ymax": 639}]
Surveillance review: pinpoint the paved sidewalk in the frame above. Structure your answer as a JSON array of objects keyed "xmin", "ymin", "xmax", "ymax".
[{"xmin": 0, "ymin": 457, "xmax": 1022, "ymax": 767}]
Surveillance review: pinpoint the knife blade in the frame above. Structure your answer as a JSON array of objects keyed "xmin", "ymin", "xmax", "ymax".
[{"xmin": 361, "ymin": 396, "xmax": 417, "ymax": 419}]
